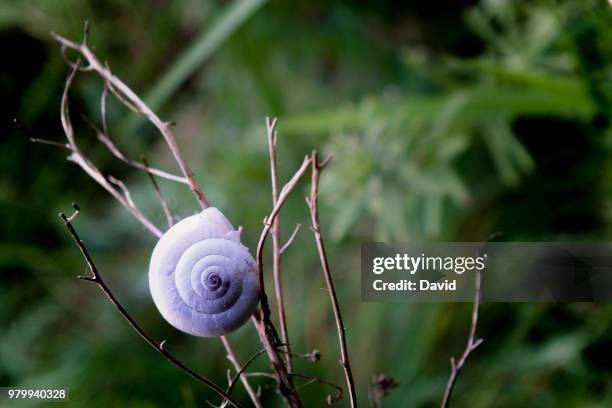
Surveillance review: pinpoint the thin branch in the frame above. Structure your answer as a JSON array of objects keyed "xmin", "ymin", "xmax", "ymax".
[
  {"xmin": 251, "ymin": 154, "xmax": 312, "ymax": 408},
  {"xmin": 107, "ymin": 175, "xmax": 136, "ymax": 207},
  {"xmin": 222, "ymin": 345, "xmax": 321, "ymax": 399},
  {"xmin": 292, "ymin": 373, "xmax": 342, "ymax": 405},
  {"xmin": 266, "ymin": 117, "xmax": 292, "ymax": 374},
  {"xmin": 280, "ymin": 224, "xmax": 301, "ymax": 255},
  {"xmin": 59, "ymin": 61, "xmax": 162, "ymax": 238},
  {"xmin": 142, "ymin": 156, "xmax": 174, "ymax": 228},
  {"xmin": 72, "ymin": 97, "xmax": 188, "ymax": 184},
  {"xmin": 256, "ymin": 155, "xmax": 312, "ymax": 295},
  {"xmin": 58, "ymin": 204, "xmax": 242, "ymax": 408},
  {"xmin": 440, "ymin": 268, "xmax": 484, "ymax": 408},
  {"xmin": 49, "ymin": 28, "xmax": 259, "ymax": 406},
  {"xmin": 100, "ymin": 85, "xmax": 110, "ymax": 135},
  {"xmin": 306, "ymin": 151, "xmax": 357, "ymax": 408},
  {"xmin": 244, "ymin": 372, "xmax": 277, "ymax": 380},
  {"xmin": 13, "ymin": 119, "xmax": 70, "ymax": 149},
  {"xmin": 224, "ymin": 348, "xmax": 267, "ymax": 401},
  {"xmin": 220, "ymin": 336, "xmax": 263, "ymax": 408},
  {"xmin": 291, "ymin": 349, "xmax": 321, "ymax": 363},
  {"xmin": 51, "ymin": 30, "xmax": 210, "ymax": 209}
]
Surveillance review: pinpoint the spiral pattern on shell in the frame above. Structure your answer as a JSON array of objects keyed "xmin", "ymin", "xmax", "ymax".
[{"xmin": 149, "ymin": 208, "xmax": 259, "ymax": 337}]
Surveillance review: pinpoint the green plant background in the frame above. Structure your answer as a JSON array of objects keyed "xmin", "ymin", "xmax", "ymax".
[{"xmin": 1, "ymin": 0, "xmax": 612, "ymax": 406}]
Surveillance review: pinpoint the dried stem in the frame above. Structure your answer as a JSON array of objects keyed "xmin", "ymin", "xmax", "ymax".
[
  {"xmin": 71, "ymin": 100, "xmax": 187, "ymax": 185},
  {"xmin": 142, "ymin": 156, "xmax": 174, "ymax": 228},
  {"xmin": 252, "ymin": 154, "xmax": 312, "ymax": 408},
  {"xmin": 224, "ymin": 349, "xmax": 266, "ymax": 398},
  {"xmin": 440, "ymin": 269, "xmax": 484, "ymax": 408},
  {"xmin": 280, "ymin": 224, "xmax": 301, "ymax": 255},
  {"xmin": 59, "ymin": 61, "xmax": 163, "ymax": 238},
  {"xmin": 220, "ymin": 336, "xmax": 263, "ymax": 408},
  {"xmin": 58, "ymin": 204, "xmax": 242, "ymax": 408},
  {"xmin": 265, "ymin": 117, "xmax": 292, "ymax": 374},
  {"xmin": 306, "ymin": 151, "xmax": 357, "ymax": 408},
  {"xmin": 47, "ymin": 28, "xmax": 260, "ymax": 407},
  {"xmin": 51, "ymin": 29, "xmax": 209, "ymax": 209},
  {"xmin": 292, "ymin": 373, "xmax": 342, "ymax": 405}
]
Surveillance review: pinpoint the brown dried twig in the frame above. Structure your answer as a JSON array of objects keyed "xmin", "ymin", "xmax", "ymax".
[
  {"xmin": 47, "ymin": 27, "xmax": 261, "ymax": 408},
  {"xmin": 280, "ymin": 223, "xmax": 301, "ymax": 255},
  {"xmin": 223, "ymin": 348, "xmax": 267, "ymax": 404},
  {"xmin": 220, "ymin": 336, "xmax": 263, "ymax": 408},
  {"xmin": 292, "ymin": 373, "xmax": 343, "ymax": 405},
  {"xmin": 252, "ymin": 153, "xmax": 312, "ymax": 408},
  {"xmin": 71, "ymin": 88, "xmax": 187, "ymax": 185},
  {"xmin": 306, "ymin": 151, "xmax": 357, "ymax": 408},
  {"xmin": 440, "ymin": 268, "xmax": 484, "ymax": 408},
  {"xmin": 265, "ymin": 117, "xmax": 292, "ymax": 374},
  {"xmin": 51, "ymin": 27, "xmax": 209, "ymax": 209},
  {"xmin": 59, "ymin": 204, "xmax": 242, "ymax": 408},
  {"xmin": 59, "ymin": 61, "xmax": 163, "ymax": 238},
  {"xmin": 142, "ymin": 156, "xmax": 174, "ymax": 228}
]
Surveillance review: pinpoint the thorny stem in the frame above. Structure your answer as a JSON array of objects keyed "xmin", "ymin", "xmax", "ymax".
[
  {"xmin": 440, "ymin": 268, "xmax": 484, "ymax": 408},
  {"xmin": 266, "ymin": 117, "xmax": 293, "ymax": 374},
  {"xmin": 51, "ymin": 29, "xmax": 210, "ymax": 209},
  {"xmin": 58, "ymin": 205, "xmax": 242, "ymax": 408},
  {"xmin": 306, "ymin": 151, "xmax": 357, "ymax": 408}
]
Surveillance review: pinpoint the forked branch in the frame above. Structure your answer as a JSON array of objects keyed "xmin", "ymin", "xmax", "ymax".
[
  {"xmin": 58, "ymin": 204, "xmax": 242, "ymax": 408},
  {"xmin": 46, "ymin": 27, "xmax": 260, "ymax": 407},
  {"xmin": 440, "ymin": 268, "xmax": 484, "ymax": 408},
  {"xmin": 51, "ymin": 26, "xmax": 209, "ymax": 209},
  {"xmin": 251, "ymin": 153, "xmax": 312, "ymax": 408}
]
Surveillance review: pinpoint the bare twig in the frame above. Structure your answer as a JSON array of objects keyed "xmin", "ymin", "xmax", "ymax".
[
  {"xmin": 244, "ymin": 372, "xmax": 277, "ymax": 380},
  {"xmin": 440, "ymin": 268, "xmax": 484, "ymax": 408},
  {"xmin": 48, "ymin": 28, "xmax": 260, "ymax": 406},
  {"xmin": 13, "ymin": 119, "xmax": 70, "ymax": 150},
  {"xmin": 251, "ymin": 154, "xmax": 312, "ymax": 408},
  {"xmin": 107, "ymin": 175, "xmax": 136, "ymax": 207},
  {"xmin": 51, "ymin": 29, "xmax": 209, "ymax": 209},
  {"xmin": 306, "ymin": 151, "xmax": 357, "ymax": 408},
  {"xmin": 291, "ymin": 349, "xmax": 321, "ymax": 363},
  {"xmin": 96, "ymin": 129, "xmax": 188, "ymax": 184},
  {"xmin": 280, "ymin": 224, "xmax": 301, "ymax": 255},
  {"xmin": 100, "ymin": 85, "xmax": 110, "ymax": 135},
  {"xmin": 220, "ymin": 336, "xmax": 263, "ymax": 408},
  {"xmin": 67, "ymin": 74, "xmax": 188, "ymax": 185},
  {"xmin": 59, "ymin": 61, "xmax": 163, "ymax": 238},
  {"xmin": 265, "ymin": 117, "xmax": 292, "ymax": 373},
  {"xmin": 292, "ymin": 373, "xmax": 342, "ymax": 405},
  {"xmin": 142, "ymin": 156, "xmax": 174, "ymax": 228},
  {"xmin": 226, "ymin": 349, "xmax": 267, "ymax": 394},
  {"xmin": 256, "ymin": 155, "xmax": 312, "ymax": 295},
  {"xmin": 58, "ymin": 204, "xmax": 242, "ymax": 408}
]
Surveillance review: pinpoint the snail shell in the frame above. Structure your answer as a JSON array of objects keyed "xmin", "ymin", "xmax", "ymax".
[{"xmin": 149, "ymin": 207, "xmax": 259, "ymax": 337}]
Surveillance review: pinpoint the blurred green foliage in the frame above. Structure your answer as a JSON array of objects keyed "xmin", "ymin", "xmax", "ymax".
[{"xmin": 1, "ymin": 0, "xmax": 612, "ymax": 407}]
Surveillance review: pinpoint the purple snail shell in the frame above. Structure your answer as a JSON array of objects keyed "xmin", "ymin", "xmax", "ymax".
[{"xmin": 149, "ymin": 207, "xmax": 259, "ymax": 337}]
